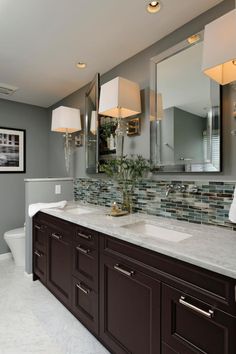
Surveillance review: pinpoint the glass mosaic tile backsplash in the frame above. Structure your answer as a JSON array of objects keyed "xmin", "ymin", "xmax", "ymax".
[{"xmin": 74, "ymin": 178, "xmax": 236, "ymax": 230}]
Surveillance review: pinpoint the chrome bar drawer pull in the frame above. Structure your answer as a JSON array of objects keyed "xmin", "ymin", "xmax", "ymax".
[
  {"xmin": 78, "ymin": 232, "xmax": 92, "ymax": 240},
  {"xmin": 114, "ymin": 264, "xmax": 135, "ymax": 277},
  {"xmin": 76, "ymin": 282, "xmax": 90, "ymax": 295},
  {"xmin": 51, "ymin": 233, "xmax": 62, "ymax": 240},
  {"xmin": 179, "ymin": 296, "xmax": 214, "ymax": 318},
  {"xmin": 76, "ymin": 245, "xmax": 90, "ymax": 254},
  {"xmin": 34, "ymin": 250, "xmax": 42, "ymax": 258},
  {"xmin": 35, "ymin": 224, "xmax": 41, "ymax": 230}
]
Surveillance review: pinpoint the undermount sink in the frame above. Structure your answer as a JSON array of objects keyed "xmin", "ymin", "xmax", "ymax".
[
  {"xmin": 64, "ymin": 206, "xmax": 95, "ymax": 215},
  {"xmin": 121, "ymin": 221, "xmax": 192, "ymax": 243}
]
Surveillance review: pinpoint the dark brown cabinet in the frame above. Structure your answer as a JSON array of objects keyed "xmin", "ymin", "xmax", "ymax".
[
  {"xmin": 100, "ymin": 253, "xmax": 161, "ymax": 354},
  {"xmin": 33, "ymin": 212, "xmax": 236, "ymax": 354}
]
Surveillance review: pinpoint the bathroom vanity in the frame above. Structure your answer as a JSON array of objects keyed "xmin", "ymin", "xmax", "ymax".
[{"xmin": 32, "ymin": 205, "xmax": 236, "ymax": 354}]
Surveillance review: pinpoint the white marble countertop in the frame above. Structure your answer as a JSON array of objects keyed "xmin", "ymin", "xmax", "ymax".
[{"xmin": 41, "ymin": 201, "xmax": 236, "ymax": 280}]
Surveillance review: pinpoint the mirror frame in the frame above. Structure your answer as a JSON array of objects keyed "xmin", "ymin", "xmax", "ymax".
[
  {"xmin": 85, "ymin": 73, "xmax": 100, "ymax": 174},
  {"xmin": 150, "ymin": 31, "xmax": 222, "ymax": 173}
]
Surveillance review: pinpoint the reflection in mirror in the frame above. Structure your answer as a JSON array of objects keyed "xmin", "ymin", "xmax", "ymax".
[
  {"xmin": 150, "ymin": 35, "xmax": 221, "ymax": 173},
  {"xmin": 85, "ymin": 73, "xmax": 100, "ymax": 174},
  {"xmin": 99, "ymin": 117, "xmax": 117, "ymax": 165}
]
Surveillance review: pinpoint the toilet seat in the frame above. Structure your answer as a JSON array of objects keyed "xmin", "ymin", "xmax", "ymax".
[{"xmin": 4, "ymin": 227, "xmax": 25, "ymax": 239}]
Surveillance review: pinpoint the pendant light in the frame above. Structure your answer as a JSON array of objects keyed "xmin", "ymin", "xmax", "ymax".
[{"xmin": 202, "ymin": 8, "xmax": 236, "ymax": 85}]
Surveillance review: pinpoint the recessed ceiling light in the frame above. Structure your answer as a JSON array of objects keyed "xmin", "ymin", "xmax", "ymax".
[
  {"xmin": 187, "ymin": 34, "xmax": 201, "ymax": 45},
  {"xmin": 146, "ymin": 1, "xmax": 161, "ymax": 14},
  {"xmin": 76, "ymin": 62, "xmax": 87, "ymax": 69}
]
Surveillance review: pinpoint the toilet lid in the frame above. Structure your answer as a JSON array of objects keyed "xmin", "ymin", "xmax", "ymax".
[{"xmin": 4, "ymin": 227, "xmax": 25, "ymax": 239}]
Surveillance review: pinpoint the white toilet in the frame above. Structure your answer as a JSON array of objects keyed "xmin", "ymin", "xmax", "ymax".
[{"xmin": 4, "ymin": 227, "xmax": 25, "ymax": 266}]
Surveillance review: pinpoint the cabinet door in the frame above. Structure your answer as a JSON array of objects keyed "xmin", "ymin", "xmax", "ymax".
[
  {"xmin": 100, "ymin": 254, "xmax": 161, "ymax": 354},
  {"xmin": 162, "ymin": 284, "xmax": 236, "ymax": 354},
  {"xmin": 47, "ymin": 228, "xmax": 72, "ymax": 308}
]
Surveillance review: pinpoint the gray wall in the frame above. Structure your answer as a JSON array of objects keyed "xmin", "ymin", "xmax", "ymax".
[
  {"xmin": 0, "ymin": 99, "xmax": 49, "ymax": 254},
  {"xmin": 48, "ymin": 0, "xmax": 236, "ymax": 181}
]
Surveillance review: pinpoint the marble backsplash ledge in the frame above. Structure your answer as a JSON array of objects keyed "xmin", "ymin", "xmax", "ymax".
[{"xmin": 74, "ymin": 178, "xmax": 236, "ymax": 230}]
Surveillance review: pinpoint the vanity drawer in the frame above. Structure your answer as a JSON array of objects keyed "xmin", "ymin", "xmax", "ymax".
[
  {"xmin": 75, "ymin": 225, "xmax": 98, "ymax": 247},
  {"xmin": 162, "ymin": 284, "xmax": 236, "ymax": 354},
  {"xmin": 101, "ymin": 235, "xmax": 236, "ymax": 315},
  {"xmin": 33, "ymin": 220, "xmax": 47, "ymax": 251},
  {"xmin": 72, "ymin": 241, "xmax": 98, "ymax": 290},
  {"xmin": 38, "ymin": 212, "xmax": 75, "ymax": 241},
  {"xmin": 71, "ymin": 277, "xmax": 98, "ymax": 335}
]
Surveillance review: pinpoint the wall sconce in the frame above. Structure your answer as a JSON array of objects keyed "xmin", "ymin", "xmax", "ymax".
[
  {"xmin": 202, "ymin": 9, "xmax": 236, "ymax": 85},
  {"xmin": 51, "ymin": 106, "xmax": 82, "ymax": 173},
  {"xmin": 98, "ymin": 76, "xmax": 141, "ymax": 156}
]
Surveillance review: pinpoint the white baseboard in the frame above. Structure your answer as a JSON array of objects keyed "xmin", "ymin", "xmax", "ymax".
[{"xmin": 0, "ymin": 252, "xmax": 12, "ymax": 261}]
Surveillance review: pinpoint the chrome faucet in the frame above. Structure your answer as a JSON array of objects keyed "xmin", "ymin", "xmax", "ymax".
[
  {"xmin": 176, "ymin": 184, "xmax": 186, "ymax": 193},
  {"xmin": 165, "ymin": 184, "xmax": 174, "ymax": 197},
  {"xmin": 165, "ymin": 184, "xmax": 187, "ymax": 197}
]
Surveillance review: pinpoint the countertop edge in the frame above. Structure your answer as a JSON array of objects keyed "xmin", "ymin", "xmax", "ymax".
[{"xmin": 38, "ymin": 206, "xmax": 236, "ymax": 281}]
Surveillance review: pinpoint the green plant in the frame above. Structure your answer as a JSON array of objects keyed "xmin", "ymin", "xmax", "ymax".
[
  {"xmin": 100, "ymin": 155, "xmax": 150, "ymax": 212},
  {"xmin": 100, "ymin": 121, "xmax": 117, "ymax": 140}
]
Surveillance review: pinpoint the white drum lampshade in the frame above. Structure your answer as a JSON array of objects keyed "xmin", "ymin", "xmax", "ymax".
[
  {"xmin": 99, "ymin": 77, "xmax": 141, "ymax": 118},
  {"xmin": 51, "ymin": 106, "xmax": 81, "ymax": 133},
  {"xmin": 202, "ymin": 9, "xmax": 236, "ymax": 85}
]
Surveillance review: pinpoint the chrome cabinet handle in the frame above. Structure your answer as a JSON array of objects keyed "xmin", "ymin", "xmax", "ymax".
[
  {"xmin": 76, "ymin": 282, "xmax": 90, "ymax": 294},
  {"xmin": 76, "ymin": 245, "xmax": 90, "ymax": 254},
  {"xmin": 179, "ymin": 296, "xmax": 214, "ymax": 318},
  {"xmin": 114, "ymin": 264, "xmax": 135, "ymax": 277},
  {"xmin": 35, "ymin": 224, "xmax": 41, "ymax": 230},
  {"xmin": 34, "ymin": 250, "xmax": 42, "ymax": 257},
  {"xmin": 51, "ymin": 233, "xmax": 62, "ymax": 240},
  {"xmin": 78, "ymin": 232, "xmax": 92, "ymax": 240}
]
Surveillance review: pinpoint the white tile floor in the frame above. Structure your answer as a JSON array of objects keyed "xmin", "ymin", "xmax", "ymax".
[{"xmin": 0, "ymin": 258, "xmax": 110, "ymax": 354}]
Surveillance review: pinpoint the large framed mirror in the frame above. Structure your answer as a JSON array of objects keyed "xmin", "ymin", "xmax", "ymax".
[
  {"xmin": 150, "ymin": 31, "xmax": 222, "ymax": 173},
  {"xmin": 85, "ymin": 73, "xmax": 100, "ymax": 174}
]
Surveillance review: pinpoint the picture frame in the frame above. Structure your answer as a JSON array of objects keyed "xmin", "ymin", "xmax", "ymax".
[{"xmin": 0, "ymin": 127, "xmax": 26, "ymax": 173}]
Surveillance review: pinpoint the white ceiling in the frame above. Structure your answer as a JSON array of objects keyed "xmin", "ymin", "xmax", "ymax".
[{"xmin": 0, "ymin": 0, "xmax": 223, "ymax": 108}]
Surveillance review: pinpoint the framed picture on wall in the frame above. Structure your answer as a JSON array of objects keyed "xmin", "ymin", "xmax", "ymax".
[{"xmin": 0, "ymin": 127, "xmax": 26, "ymax": 173}]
